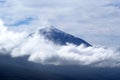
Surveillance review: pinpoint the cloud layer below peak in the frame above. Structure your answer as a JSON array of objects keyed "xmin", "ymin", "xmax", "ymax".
[{"xmin": 0, "ymin": 20, "xmax": 120, "ymax": 67}]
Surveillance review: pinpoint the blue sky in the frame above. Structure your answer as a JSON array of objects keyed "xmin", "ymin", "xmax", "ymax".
[
  {"xmin": 6, "ymin": 17, "xmax": 33, "ymax": 26},
  {"xmin": 0, "ymin": 0, "xmax": 120, "ymax": 48}
]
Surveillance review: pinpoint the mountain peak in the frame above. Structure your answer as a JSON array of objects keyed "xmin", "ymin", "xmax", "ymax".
[
  {"xmin": 39, "ymin": 26, "xmax": 91, "ymax": 47},
  {"xmin": 40, "ymin": 25, "xmax": 62, "ymax": 33},
  {"xmin": 42, "ymin": 25, "xmax": 55, "ymax": 31}
]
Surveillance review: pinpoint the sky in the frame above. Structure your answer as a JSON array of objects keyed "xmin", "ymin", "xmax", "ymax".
[
  {"xmin": 0, "ymin": 0, "xmax": 120, "ymax": 67},
  {"xmin": 0, "ymin": 0, "xmax": 120, "ymax": 47},
  {"xmin": 0, "ymin": 19, "xmax": 120, "ymax": 67}
]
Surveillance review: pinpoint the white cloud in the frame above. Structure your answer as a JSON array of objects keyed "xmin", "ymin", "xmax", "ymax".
[
  {"xmin": 0, "ymin": 19, "xmax": 27, "ymax": 54},
  {"xmin": 0, "ymin": 20, "xmax": 120, "ymax": 67},
  {"xmin": 0, "ymin": 0, "xmax": 120, "ymax": 47}
]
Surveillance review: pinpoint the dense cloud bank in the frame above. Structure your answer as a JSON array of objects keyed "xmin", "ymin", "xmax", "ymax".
[{"xmin": 0, "ymin": 20, "xmax": 120, "ymax": 67}]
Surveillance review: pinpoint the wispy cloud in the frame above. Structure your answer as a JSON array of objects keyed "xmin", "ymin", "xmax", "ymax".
[
  {"xmin": 0, "ymin": 0, "xmax": 120, "ymax": 47},
  {"xmin": 0, "ymin": 20, "xmax": 120, "ymax": 67},
  {"xmin": 7, "ymin": 17, "xmax": 33, "ymax": 26}
]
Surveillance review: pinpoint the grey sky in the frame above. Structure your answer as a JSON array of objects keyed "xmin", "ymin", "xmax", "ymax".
[{"xmin": 0, "ymin": 0, "xmax": 120, "ymax": 47}]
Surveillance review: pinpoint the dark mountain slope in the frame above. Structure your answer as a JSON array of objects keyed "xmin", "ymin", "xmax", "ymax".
[
  {"xmin": 0, "ymin": 55, "xmax": 120, "ymax": 80},
  {"xmin": 39, "ymin": 26, "xmax": 91, "ymax": 47}
]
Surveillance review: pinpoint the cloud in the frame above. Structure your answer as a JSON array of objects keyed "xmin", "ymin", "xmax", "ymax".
[
  {"xmin": 0, "ymin": 19, "xmax": 27, "ymax": 54},
  {"xmin": 0, "ymin": 0, "xmax": 120, "ymax": 47},
  {"xmin": 0, "ymin": 19, "xmax": 120, "ymax": 67}
]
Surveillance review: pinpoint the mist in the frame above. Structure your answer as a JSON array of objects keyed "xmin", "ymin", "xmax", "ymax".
[{"xmin": 0, "ymin": 19, "xmax": 120, "ymax": 67}]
